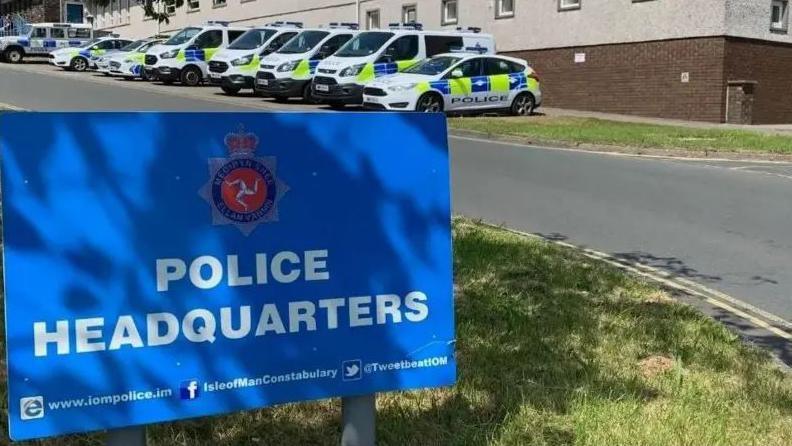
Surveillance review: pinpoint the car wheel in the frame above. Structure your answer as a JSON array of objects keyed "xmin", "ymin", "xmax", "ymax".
[
  {"xmin": 415, "ymin": 93, "xmax": 444, "ymax": 113},
  {"xmin": 302, "ymin": 83, "xmax": 321, "ymax": 104},
  {"xmin": 5, "ymin": 48, "xmax": 24, "ymax": 64},
  {"xmin": 70, "ymin": 57, "xmax": 88, "ymax": 72},
  {"xmin": 180, "ymin": 66, "xmax": 202, "ymax": 87},
  {"xmin": 510, "ymin": 93, "xmax": 535, "ymax": 117},
  {"xmin": 221, "ymin": 85, "xmax": 241, "ymax": 95}
]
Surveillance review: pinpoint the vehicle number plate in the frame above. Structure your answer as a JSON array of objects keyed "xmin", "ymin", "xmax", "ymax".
[
  {"xmin": 257, "ymin": 79, "xmax": 269, "ymax": 86},
  {"xmin": 210, "ymin": 73, "xmax": 221, "ymax": 79},
  {"xmin": 366, "ymin": 96, "xmax": 380, "ymax": 103},
  {"xmin": 315, "ymin": 84, "xmax": 329, "ymax": 92}
]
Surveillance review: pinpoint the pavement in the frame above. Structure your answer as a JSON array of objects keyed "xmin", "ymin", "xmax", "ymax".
[
  {"xmin": 1, "ymin": 61, "xmax": 791, "ymax": 365},
  {"xmin": 540, "ymin": 106, "xmax": 792, "ymax": 135}
]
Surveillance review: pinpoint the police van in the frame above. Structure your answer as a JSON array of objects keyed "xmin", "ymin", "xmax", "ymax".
[
  {"xmin": 312, "ymin": 23, "xmax": 494, "ymax": 107},
  {"xmin": 254, "ymin": 23, "xmax": 359, "ymax": 103},
  {"xmin": 144, "ymin": 22, "xmax": 247, "ymax": 86},
  {"xmin": 49, "ymin": 36, "xmax": 133, "ymax": 71},
  {"xmin": 0, "ymin": 22, "xmax": 95, "ymax": 64},
  {"xmin": 208, "ymin": 22, "xmax": 302, "ymax": 95},
  {"xmin": 361, "ymin": 53, "xmax": 542, "ymax": 115},
  {"xmin": 107, "ymin": 38, "xmax": 166, "ymax": 80}
]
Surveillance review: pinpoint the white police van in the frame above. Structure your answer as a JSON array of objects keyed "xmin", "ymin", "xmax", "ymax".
[
  {"xmin": 49, "ymin": 36, "xmax": 133, "ymax": 71},
  {"xmin": 208, "ymin": 22, "xmax": 301, "ymax": 95},
  {"xmin": 144, "ymin": 22, "xmax": 247, "ymax": 86},
  {"xmin": 0, "ymin": 22, "xmax": 95, "ymax": 64},
  {"xmin": 107, "ymin": 38, "xmax": 166, "ymax": 80},
  {"xmin": 312, "ymin": 23, "xmax": 494, "ymax": 108},
  {"xmin": 254, "ymin": 23, "xmax": 358, "ymax": 103},
  {"xmin": 362, "ymin": 53, "xmax": 542, "ymax": 115}
]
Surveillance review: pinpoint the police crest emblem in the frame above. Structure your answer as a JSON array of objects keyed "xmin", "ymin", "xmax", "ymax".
[{"xmin": 199, "ymin": 125, "xmax": 288, "ymax": 235}]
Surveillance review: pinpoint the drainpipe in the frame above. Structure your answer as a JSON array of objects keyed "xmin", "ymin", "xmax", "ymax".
[{"xmin": 355, "ymin": 0, "xmax": 360, "ymax": 27}]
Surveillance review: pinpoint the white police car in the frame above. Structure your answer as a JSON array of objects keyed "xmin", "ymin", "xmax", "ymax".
[
  {"xmin": 49, "ymin": 37, "xmax": 132, "ymax": 71},
  {"xmin": 107, "ymin": 38, "xmax": 165, "ymax": 80},
  {"xmin": 362, "ymin": 53, "xmax": 542, "ymax": 115}
]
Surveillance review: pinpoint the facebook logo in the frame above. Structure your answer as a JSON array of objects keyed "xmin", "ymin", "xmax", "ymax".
[{"xmin": 180, "ymin": 380, "xmax": 200, "ymax": 400}]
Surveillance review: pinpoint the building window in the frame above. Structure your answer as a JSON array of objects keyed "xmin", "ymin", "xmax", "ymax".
[
  {"xmin": 187, "ymin": 0, "xmax": 199, "ymax": 10},
  {"xmin": 402, "ymin": 4, "xmax": 417, "ymax": 23},
  {"xmin": 559, "ymin": 0, "xmax": 581, "ymax": 11},
  {"xmin": 366, "ymin": 9, "xmax": 380, "ymax": 29},
  {"xmin": 442, "ymin": 0, "xmax": 458, "ymax": 25},
  {"xmin": 164, "ymin": 0, "xmax": 175, "ymax": 15},
  {"xmin": 496, "ymin": 0, "xmax": 514, "ymax": 18},
  {"xmin": 771, "ymin": 0, "xmax": 789, "ymax": 31},
  {"xmin": 213, "ymin": 0, "xmax": 226, "ymax": 8}
]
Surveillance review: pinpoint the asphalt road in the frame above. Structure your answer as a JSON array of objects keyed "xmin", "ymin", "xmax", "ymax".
[{"xmin": 1, "ymin": 62, "xmax": 790, "ymax": 343}]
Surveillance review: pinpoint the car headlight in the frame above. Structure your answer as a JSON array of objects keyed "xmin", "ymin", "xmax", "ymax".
[
  {"xmin": 277, "ymin": 60, "xmax": 300, "ymax": 72},
  {"xmin": 387, "ymin": 83, "xmax": 417, "ymax": 92},
  {"xmin": 231, "ymin": 55, "xmax": 253, "ymax": 66},
  {"xmin": 160, "ymin": 49, "xmax": 179, "ymax": 59},
  {"xmin": 340, "ymin": 63, "xmax": 366, "ymax": 77}
]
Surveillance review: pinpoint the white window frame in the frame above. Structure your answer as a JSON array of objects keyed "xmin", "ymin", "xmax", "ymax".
[
  {"xmin": 442, "ymin": 0, "xmax": 458, "ymax": 25},
  {"xmin": 771, "ymin": 0, "xmax": 789, "ymax": 32},
  {"xmin": 164, "ymin": 0, "xmax": 176, "ymax": 16},
  {"xmin": 496, "ymin": 0, "xmax": 514, "ymax": 18},
  {"xmin": 366, "ymin": 9, "xmax": 380, "ymax": 29},
  {"xmin": 212, "ymin": 0, "xmax": 226, "ymax": 9},
  {"xmin": 559, "ymin": 0, "xmax": 581, "ymax": 11},
  {"xmin": 186, "ymin": 0, "xmax": 200, "ymax": 11},
  {"xmin": 402, "ymin": 3, "xmax": 417, "ymax": 23}
]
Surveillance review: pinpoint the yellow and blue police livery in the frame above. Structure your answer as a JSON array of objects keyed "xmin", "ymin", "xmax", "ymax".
[
  {"xmin": 49, "ymin": 37, "xmax": 133, "ymax": 71},
  {"xmin": 362, "ymin": 53, "xmax": 542, "ymax": 115}
]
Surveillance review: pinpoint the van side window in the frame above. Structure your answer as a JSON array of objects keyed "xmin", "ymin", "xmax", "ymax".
[
  {"xmin": 31, "ymin": 28, "xmax": 47, "ymax": 38},
  {"xmin": 228, "ymin": 30, "xmax": 246, "ymax": 43},
  {"xmin": 50, "ymin": 28, "xmax": 66, "ymax": 39},
  {"xmin": 425, "ymin": 36, "xmax": 463, "ymax": 57},
  {"xmin": 379, "ymin": 35, "xmax": 418, "ymax": 62},
  {"xmin": 69, "ymin": 28, "xmax": 91, "ymax": 39},
  {"xmin": 484, "ymin": 58, "xmax": 512, "ymax": 76},
  {"xmin": 316, "ymin": 34, "xmax": 352, "ymax": 59},
  {"xmin": 193, "ymin": 30, "xmax": 223, "ymax": 49}
]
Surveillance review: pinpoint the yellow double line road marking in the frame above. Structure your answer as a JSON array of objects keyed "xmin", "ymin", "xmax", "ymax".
[{"xmin": 489, "ymin": 223, "xmax": 792, "ymax": 341}]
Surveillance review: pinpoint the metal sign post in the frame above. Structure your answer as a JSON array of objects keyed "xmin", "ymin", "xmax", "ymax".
[
  {"xmin": 341, "ymin": 394, "xmax": 376, "ymax": 446},
  {"xmin": 106, "ymin": 427, "xmax": 147, "ymax": 446}
]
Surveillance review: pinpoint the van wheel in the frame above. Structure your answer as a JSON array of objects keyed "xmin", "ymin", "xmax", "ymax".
[
  {"xmin": 5, "ymin": 48, "xmax": 23, "ymax": 64},
  {"xmin": 181, "ymin": 66, "xmax": 202, "ymax": 86},
  {"xmin": 415, "ymin": 93, "xmax": 444, "ymax": 113},
  {"xmin": 302, "ymin": 83, "xmax": 321, "ymax": 104},
  {"xmin": 510, "ymin": 93, "xmax": 535, "ymax": 116},
  {"xmin": 221, "ymin": 85, "xmax": 241, "ymax": 95},
  {"xmin": 70, "ymin": 56, "xmax": 88, "ymax": 72}
]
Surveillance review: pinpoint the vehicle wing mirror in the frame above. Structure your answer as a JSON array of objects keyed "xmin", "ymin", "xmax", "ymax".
[{"xmin": 451, "ymin": 69, "xmax": 464, "ymax": 78}]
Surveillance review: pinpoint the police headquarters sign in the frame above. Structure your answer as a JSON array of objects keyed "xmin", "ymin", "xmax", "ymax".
[{"xmin": 0, "ymin": 112, "xmax": 455, "ymax": 441}]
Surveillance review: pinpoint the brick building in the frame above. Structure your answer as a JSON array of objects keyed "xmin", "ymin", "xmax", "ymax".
[{"xmin": 74, "ymin": 0, "xmax": 792, "ymax": 124}]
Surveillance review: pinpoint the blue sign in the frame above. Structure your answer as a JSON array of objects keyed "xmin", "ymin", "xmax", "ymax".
[{"xmin": 1, "ymin": 112, "xmax": 455, "ymax": 441}]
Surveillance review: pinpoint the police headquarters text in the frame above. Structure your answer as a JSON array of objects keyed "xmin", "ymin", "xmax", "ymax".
[{"xmin": 33, "ymin": 250, "xmax": 430, "ymax": 357}]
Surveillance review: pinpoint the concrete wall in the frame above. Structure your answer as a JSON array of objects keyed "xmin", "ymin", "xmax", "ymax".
[{"xmin": 726, "ymin": 0, "xmax": 792, "ymax": 45}]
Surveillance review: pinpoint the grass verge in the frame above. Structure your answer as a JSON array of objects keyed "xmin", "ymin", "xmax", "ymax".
[
  {"xmin": 3, "ymin": 219, "xmax": 791, "ymax": 445},
  {"xmin": 449, "ymin": 116, "xmax": 792, "ymax": 155}
]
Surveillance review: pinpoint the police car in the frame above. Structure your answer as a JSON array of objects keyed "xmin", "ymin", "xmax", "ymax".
[
  {"xmin": 361, "ymin": 53, "xmax": 542, "ymax": 115},
  {"xmin": 94, "ymin": 39, "xmax": 148, "ymax": 75},
  {"xmin": 208, "ymin": 22, "xmax": 301, "ymax": 95},
  {"xmin": 0, "ymin": 22, "xmax": 95, "ymax": 64},
  {"xmin": 312, "ymin": 24, "xmax": 494, "ymax": 108},
  {"xmin": 144, "ymin": 22, "xmax": 247, "ymax": 86},
  {"xmin": 49, "ymin": 37, "xmax": 132, "ymax": 71},
  {"xmin": 255, "ymin": 23, "xmax": 358, "ymax": 102},
  {"xmin": 107, "ymin": 38, "xmax": 165, "ymax": 80}
]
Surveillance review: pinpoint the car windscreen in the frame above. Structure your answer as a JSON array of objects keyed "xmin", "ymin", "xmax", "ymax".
[
  {"xmin": 277, "ymin": 31, "xmax": 330, "ymax": 54},
  {"xmin": 335, "ymin": 32, "xmax": 394, "ymax": 57},
  {"xmin": 228, "ymin": 29, "xmax": 278, "ymax": 50},
  {"xmin": 403, "ymin": 56, "xmax": 463, "ymax": 76},
  {"xmin": 121, "ymin": 40, "xmax": 146, "ymax": 52},
  {"xmin": 164, "ymin": 27, "xmax": 201, "ymax": 46}
]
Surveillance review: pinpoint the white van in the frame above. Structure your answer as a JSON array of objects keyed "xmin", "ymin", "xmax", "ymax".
[
  {"xmin": 0, "ymin": 23, "xmax": 96, "ymax": 64},
  {"xmin": 208, "ymin": 22, "xmax": 302, "ymax": 95},
  {"xmin": 254, "ymin": 23, "xmax": 359, "ymax": 102},
  {"xmin": 144, "ymin": 22, "xmax": 247, "ymax": 86},
  {"xmin": 312, "ymin": 24, "xmax": 494, "ymax": 107}
]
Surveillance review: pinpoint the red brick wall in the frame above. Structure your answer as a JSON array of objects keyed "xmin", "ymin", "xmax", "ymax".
[
  {"xmin": 724, "ymin": 37, "xmax": 792, "ymax": 125},
  {"xmin": 504, "ymin": 38, "xmax": 728, "ymax": 123}
]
